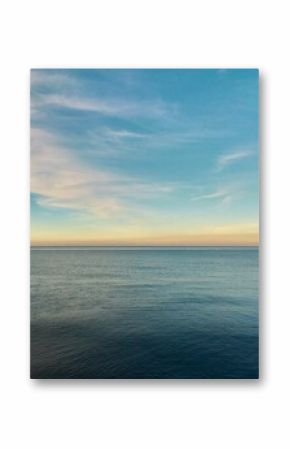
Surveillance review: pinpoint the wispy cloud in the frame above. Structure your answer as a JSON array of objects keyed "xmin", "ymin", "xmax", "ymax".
[
  {"xmin": 31, "ymin": 70, "xmax": 171, "ymax": 121},
  {"xmin": 191, "ymin": 188, "xmax": 232, "ymax": 204},
  {"xmin": 31, "ymin": 92, "xmax": 172, "ymax": 121},
  {"xmin": 84, "ymin": 126, "xmax": 230, "ymax": 160},
  {"xmin": 103, "ymin": 129, "xmax": 147, "ymax": 139},
  {"xmin": 31, "ymin": 70, "xmax": 231, "ymax": 149},
  {"xmin": 31, "ymin": 129, "xmax": 122, "ymax": 218},
  {"xmin": 31, "ymin": 128, "xmax": 175, "ymax": 218},
  {"xmin": 31, "ymin": 70, "xmax": 78, "ymax": 89},
  {"xmin": 216, "ymin": 148, "xmax": 253, "ymax": 171}
]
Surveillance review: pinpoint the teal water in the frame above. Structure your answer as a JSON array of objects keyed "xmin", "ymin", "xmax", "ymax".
[{"xmin": 31, "ymin": 247, "xmax": 259, "ymax": 378}]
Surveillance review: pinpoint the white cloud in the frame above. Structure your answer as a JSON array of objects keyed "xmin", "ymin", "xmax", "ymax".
[
  {"xmin": 103, "ymin": 129, "xmax": 147, "ymax": 139},
  {"xmin": 31, "ymin": 70, "xmax": 78, "ymax": 89},
  {"xmin": 191, "ymin": 188, "xmax": 232, "ymax": 203},
  {"xmin": 41, "ymin": 94, "xmax": 124, "ymax": 115},
  {"xmin": 32, "ymin": 92, "xmax": 169, "ymax": 120},
  {"xmin": 31, "ymin": 128, "xmax": 175, "ymax": 218},
  {"xmin": 216, "ymin": 148, "xmax": 253, "ymax": 171},
  {"xmin": 30, "ymin": 70, "xmax": 176, "ymax": 122},
  {"xmin": 31, "ymin": 129, "xmax": 121, "ymax": 218}
]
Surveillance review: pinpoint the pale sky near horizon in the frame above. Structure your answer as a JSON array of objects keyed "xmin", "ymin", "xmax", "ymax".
[{"xmin": 31, "ymin": 69, "xmax": 259, "ymax": 246}]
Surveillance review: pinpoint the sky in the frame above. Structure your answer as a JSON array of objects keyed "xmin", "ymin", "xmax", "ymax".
[{"xmin": 31, "ymin": 69, "xmax": 259, "ymax": 246}]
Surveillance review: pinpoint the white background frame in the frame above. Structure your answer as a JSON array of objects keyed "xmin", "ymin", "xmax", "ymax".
[{"xmin": 0, "ymin": 0, "xmax": 289, "ymax": 448}]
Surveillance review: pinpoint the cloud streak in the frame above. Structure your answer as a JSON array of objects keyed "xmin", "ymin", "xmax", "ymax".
[
  {"xmin": 216, "ymin": 149, "xmax": 253, "ymax": 171},
  {"xmin": 31, "ymin": 128, "xmax": 176, "ymax": 219},
  {"xmin": 191, "ymin": 188, "xmax": 233, "ymax": 204},
  {"xmin": 31, "ymin": 69, "xmax": 171, "ymax": 120},
  {"xmin": 31, "ymin": 92, "xmax": 172, "ymax": 121}
]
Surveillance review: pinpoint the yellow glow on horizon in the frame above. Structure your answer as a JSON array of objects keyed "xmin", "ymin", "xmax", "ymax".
[{"xmin": 31, "ymin": 222, "xmax": 259, "ymax": 246}]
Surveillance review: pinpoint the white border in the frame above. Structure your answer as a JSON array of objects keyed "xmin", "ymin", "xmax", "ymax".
[{"xmin": 1, "ymin": 1, "xmax": 289, "ymax": 448}]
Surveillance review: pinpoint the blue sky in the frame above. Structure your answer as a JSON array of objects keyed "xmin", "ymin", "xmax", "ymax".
[{"xmin": 31, "ymin": 69, "xmax": 259, "ymax": 245}]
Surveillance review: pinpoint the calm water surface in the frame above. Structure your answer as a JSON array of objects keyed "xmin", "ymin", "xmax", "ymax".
[{"xmin": 31, "ymin": 247, "xmax": 259, "ymax": 378}]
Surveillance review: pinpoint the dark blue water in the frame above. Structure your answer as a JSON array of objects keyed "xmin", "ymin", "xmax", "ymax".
[{"xmin": 31, "ymin": 247, "xmax": 259, "ymax": 379}]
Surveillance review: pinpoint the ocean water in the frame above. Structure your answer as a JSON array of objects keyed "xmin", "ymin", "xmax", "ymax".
[{"xmin": 30, "ymin": 247, "xmax": 259, "ymax": 379}]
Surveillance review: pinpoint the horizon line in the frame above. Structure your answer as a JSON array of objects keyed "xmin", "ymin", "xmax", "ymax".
[{"xmin": 31, "ymin": 244, "xmax": 259, "ymax": 248}]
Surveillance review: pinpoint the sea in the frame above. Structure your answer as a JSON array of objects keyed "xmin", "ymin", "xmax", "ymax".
[{"xmin": 30, "ymin": 246, "xmax": 259, "ymax": 379}]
